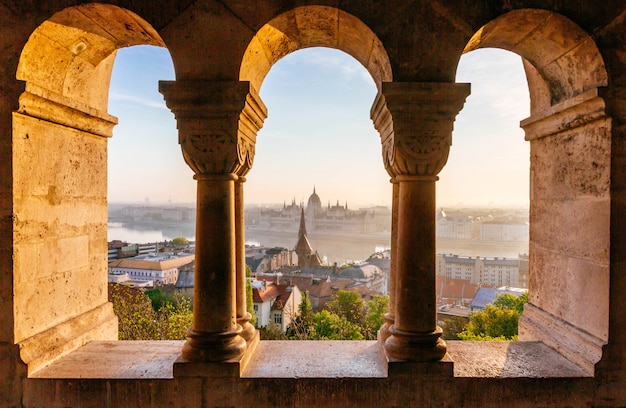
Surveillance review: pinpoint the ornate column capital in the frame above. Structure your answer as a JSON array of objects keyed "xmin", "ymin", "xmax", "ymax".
[
  {"xmin": 159, "ymin": 80, "xmax": 267, "ymax": 176},
  {"xmin": 371, "ymin": 82, "xmax": 470, "ymax": 177}
]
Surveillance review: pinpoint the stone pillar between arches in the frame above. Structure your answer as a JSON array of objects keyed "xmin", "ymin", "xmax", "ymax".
[
  {"xmin": 13, "ymin": 85, "xmax": 119, "ymax": 376},
  {"xmin": 371, "ymin": 82, "xmax": 470, "ymax": 369},
  {"xmin": 159, "ymin": 79, "xmax": 266, "ymax": 374}
]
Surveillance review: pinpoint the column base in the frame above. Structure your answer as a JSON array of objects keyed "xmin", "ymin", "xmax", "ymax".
[
  {"xmin": 175, "ymin": 330, "xmax": 260, "ymax": 378},
  {"xmin": 384, "ymin": 325, "xmax": 447, "ymax": 362},
  {"xmin": 378, "ymin": 331, "xmax": 453, "ymax": 376},
  {"xmin": 378, "ymin": 313, "xmax": 394, "ymax": 343},
  {"xmin": 182, "ymin": 327, "xmax": 247, "ymax": 363},
  {"xmin": 238, "ymin": 315, "xmax": 257, "ymax": 343}
]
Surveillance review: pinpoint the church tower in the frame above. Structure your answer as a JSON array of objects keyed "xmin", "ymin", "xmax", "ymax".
[{"xmin": 293, "ymin": 208, "xmax": 322, "ymax": 267}]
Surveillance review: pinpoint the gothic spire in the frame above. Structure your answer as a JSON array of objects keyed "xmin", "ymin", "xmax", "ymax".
[{"xmin": 298, "ymin": 207, "xmax": 307, "ymax": 238}]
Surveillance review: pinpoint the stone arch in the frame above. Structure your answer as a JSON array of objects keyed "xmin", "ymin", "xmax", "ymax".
[
  {"xmin": 461, "ymin": 9, "xmax": 610, "ymax": 375},
  {"xmin": 17, "ymin": 4, "xmax": 166, "ymax": 112},
  {"xmin": 240, "ymin": 5, "xmax": 392, "ymax": 93},
  {"xmin": 464, "ymin": 8, "xmax": 607, "ymax": 113},
  {"xmin": 12, "ymin": 4, "xmax": 169, "ymax": 374}
]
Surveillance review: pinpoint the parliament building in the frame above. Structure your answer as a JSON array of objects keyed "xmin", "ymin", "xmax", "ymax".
[{"xmin": 254, "ymin": 187, "xmax": 391, "ymax": 234}]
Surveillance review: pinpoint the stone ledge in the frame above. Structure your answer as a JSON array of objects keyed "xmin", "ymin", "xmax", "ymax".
[
  {"xmin": 242, "ymin": 340, "xmax": 387, "ymax": 378},
  {"xmin": 32, "ymin": 341, "xmax": 183, "ymax": 379},
  {"xmin": 30, "ymin": 339, "xmax": 589, "ymax": 380},
  {"xmin": 447, "ymin": 340, "xmax": 589, "ymax": 378}
]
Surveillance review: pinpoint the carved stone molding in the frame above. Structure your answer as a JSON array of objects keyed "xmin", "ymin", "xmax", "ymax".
[
  {"xmin": 521, "ymin": 88, "xmax": 608, "ymax": 141},
  {"xmin": 17, "ymin": 84, "xmax": 118, "ymax": 138},
  {"xmin": 371, "ymin": 82, "xmax": 470, "ymax": 177},
  {"xmin": 159, "ymin": 80, "xmax": 267, "ymax": 175}
]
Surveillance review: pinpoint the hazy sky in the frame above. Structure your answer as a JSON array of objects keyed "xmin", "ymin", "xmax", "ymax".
[{"xmin": 108, "ymin": 46, "xmax": 530, "ymax": 208}]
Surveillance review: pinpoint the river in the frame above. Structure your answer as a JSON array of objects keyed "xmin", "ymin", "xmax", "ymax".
[{"xmin": 108, "ymin": 221, "xmax": 528, "ymax": 263}]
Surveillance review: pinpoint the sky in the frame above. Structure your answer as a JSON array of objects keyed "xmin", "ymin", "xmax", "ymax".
[{"xmin": 107, "ymin": 46, "xmax": 530, "ymax": 208}]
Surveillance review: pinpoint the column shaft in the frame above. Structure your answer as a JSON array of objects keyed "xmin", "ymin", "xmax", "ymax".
[
  {"xmin": 183, "ymin": 174, "xmax": 246, "ymax": 361},
  {"xmin": 379, "ymin": 179, "xmax": 398, "ymax": 342},
  {"xmin": 385, "ymin": 175, "xmax": 444, "ymax": 361},
  {"xmin": 235, "ymin": 177, "xmax": 255, "ymax": 341},
  {"xmin": 394, "ymin": 176, "xmax": 437, "ymax": 332}
]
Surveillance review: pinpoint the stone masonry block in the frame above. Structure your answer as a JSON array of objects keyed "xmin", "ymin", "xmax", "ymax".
[
  {"xmin": 531, "ymin": 197, "xmax": 609, "ymax": 263},
  {"xmin": 530, "ymin": 246, "xmax": 609, "ymax": 340},
  {"xmin": 13, "ymin": 114, "xmax": 107, "ymax": 199},
  {"xmin": 530, "ymin": 120, "xmax": 610, "ymax": 200}
]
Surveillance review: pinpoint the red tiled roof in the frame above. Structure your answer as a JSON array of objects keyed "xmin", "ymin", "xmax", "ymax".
[
  {"xmin": 436, "ymin": 276, "xmax": 483, "ymax": 299},
  {"xmin": 281, "ymin": 276, "xmax": 314, "ymax": 293},
  {"xmin": 252, "ymin": 282, "xmax": 296, "ymax": 310},
  {"xmin": 252, "ymin": 283, "xmax": 280, "ymax": 303},
  {"xmin": 271, "ymin": 285, "xmax": 296, "ymax": 311},
  {"xmin": 308, "ymin": 279, "xmax": 356, "ymax": 299}
]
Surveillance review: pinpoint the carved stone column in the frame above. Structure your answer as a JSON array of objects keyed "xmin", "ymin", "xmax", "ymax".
[
  {"xmin": 159, "ymin": 80, "xmax": 265, "ymax": 362},
  {"xmin": 234, "ymin": 90, "xmax": 267, "ymax": 344},
  {"xmin": 372, "ymin": 82, "xmax": 470, "ymax": 362},
  {"xmin": 377, "ymin": 178, "xmax": 398, "ymax": 343},
  {"xmin": 235, "ymin": 177, "xmax": 255, "ymax": 342}
]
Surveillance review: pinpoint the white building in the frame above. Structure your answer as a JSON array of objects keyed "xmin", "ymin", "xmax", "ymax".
[
  {"xmin": 480, "ymin": 257, "xmax": 521, "ymax": 287},
  {"xmin": 480, "ymin": 221, "xmax": 529, "ymax": 242},
  {"xmin": 437, "ymin": 255, "xmax": 478, "ymax": 282},
  {"xmin": 437, "ymin": 254, "xmax": 526, "ymax": 288},
  {"xmin": 252, "ymin": 280, "xmax": 302, "ymax": 331},
  {"xmin": 436, "ymin": 212, "xmax": 479, "ymax": 240},
  {"xmin": 108, "ymin": 254, "xmax": 194, "ymax": 286},
  {"xmin": 338, "ymin": 263, "xmax": 387, "ymax": 294}
]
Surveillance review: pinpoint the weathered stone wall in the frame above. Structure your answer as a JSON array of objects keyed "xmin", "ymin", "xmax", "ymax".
[
  {"xmin": 12, "ymin": 110, "xmax": 118, "ymax": 373},
  {"xmin": 520, "ymin": 107, "xmax": 611, "ymax": 373},
  {"xmin": 527, "ymin": 118, "xmax": 610, "ymax": 337}
]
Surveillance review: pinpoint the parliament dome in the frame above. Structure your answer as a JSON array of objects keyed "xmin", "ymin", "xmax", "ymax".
[{"xmin": 307, "ymin": 187, "xmax": 322, "ymax": 213}]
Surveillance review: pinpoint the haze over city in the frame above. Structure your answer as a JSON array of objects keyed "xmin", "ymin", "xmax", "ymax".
[{"xmin": 108, "ymin": 46, "xmax": 530, "ymax": 208}]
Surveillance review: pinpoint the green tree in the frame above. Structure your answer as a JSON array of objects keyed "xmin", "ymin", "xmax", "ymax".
[
  {"xmin": 326, "ymin": 290, "xmax": 366, "ymax": 328},
  {"xmin": 364, "ymin": 294, "xmax": 389, "ymax": 340},
  {"xmin": 145, "ymin": 288, "xmax": 175, "ymax": 311},
  {"xmin": 110, "ymin": 283, "xmax": 160, "ymax": 340},
  {"xmin": 159, "ymin": 292, "xmax": 193, "ymax": 340},
  {"xmin": 494, "ymin": 291, "xmax": 528, "ymax": 314},
  {"xmin": 441, "ymin": 316, "xmax": 468, "ymax": 340},
  {"xmin": 287, "ymin": 291, "xmax": 315, "ymax": 339},
  {"xmin": 245, "ymin": 265, "xmax": 257, "ymax": 326},
  {"xmin": 172, "ymin": 236, "xmax": 189, "ymax": 246},
  {"xmin": 109, "ymin": 283, "xmax": 193, "ymax": 340},
  {"xmin": 313, "ymin": 310, "xmax": 363, "ymax": 340},
  {"xmin": 458, "ymin": 291, "xmax": 528, "ymax": 341},
  {"xmin": 259, "ymin": 322, "xmax": 287, "ymax": 340}
]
